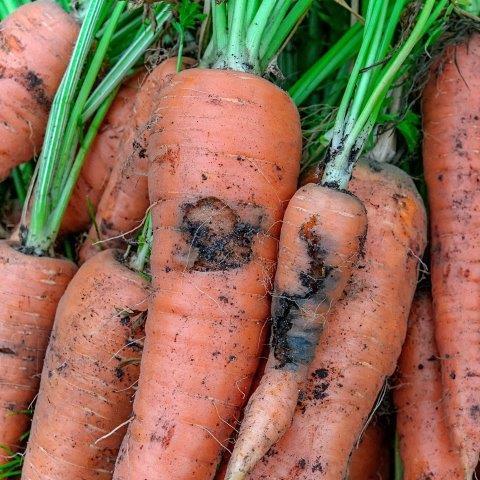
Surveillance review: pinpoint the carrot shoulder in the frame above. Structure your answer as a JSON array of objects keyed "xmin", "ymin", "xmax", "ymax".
[
  {"xmin": 422, "ymin": 32, "xmax": 480, "ymax": 476},
  {"xmin": 0, "ymin": 241, "xmax": 77, "ymax": 462},
  {"xmin": 0, "ymin": 0, "xmax": 78, "ymax": 181},
  {"xmin": 249, "ymin": 159, "xmax": 426, "ymax": 479},
  {"xmin": 394, "ymin": 290, "xmax": 464, "ymax": 479},
  {"xmin": 21, "ymin": 249, "xmax": 148, "ymax": 479},
  {"xmin": 113, "ymin": 68, "xmax": 302, "ymax": 480}
]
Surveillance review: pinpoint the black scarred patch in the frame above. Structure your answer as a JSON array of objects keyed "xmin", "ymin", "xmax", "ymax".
[
  {"xmin": 22, "ymin": 70, "xmax": 51, "ymax": 110},
  {"xmin": 180, "ymin": 197, "xmax": 260, "ymax": 272},
  {"xmin": 271, "ymin": 216, "xmax": 338, "ymax": 370},
  {"xmin": 0, "ymin": 347, "xmax": 15, "ymax": 355}
]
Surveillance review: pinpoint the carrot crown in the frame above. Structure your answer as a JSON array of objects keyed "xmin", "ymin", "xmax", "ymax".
[
  {"xmin": 320, "ymin": 0, "xmax": 448, "ymax": 190},
  {"xmin": 200, "ymin": 0, "xmax": 312, "ymax": 74},
  {"xmin": 23, "ymin": 1, "xmax": 171, "ymax": 256}
]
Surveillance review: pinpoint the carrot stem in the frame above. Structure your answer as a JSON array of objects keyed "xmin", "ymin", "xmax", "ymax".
[
  {"xmin": 130, "ymin": 212, "xmax": 153, "ymax": 274},
  {"xmin": 81, "ymin": 3, "xmax": 171, "ymax": 122}
]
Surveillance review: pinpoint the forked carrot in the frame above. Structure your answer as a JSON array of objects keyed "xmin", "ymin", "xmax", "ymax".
[{"xmin": 394, "ymin": 289, "xmax": 464, "ymax": 479}]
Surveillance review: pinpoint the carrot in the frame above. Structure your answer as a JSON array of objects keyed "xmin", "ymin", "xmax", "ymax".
[
  {"xmin": 21, "ymin": 249, "xmax": 148, "ymax": 479},
  {"xmin": 248, "ymin": 158, "xmax": 427, "ymax": 480},
  {"xmin": 79, "ymin": 57, "xmax": 194, "ymax": 263},
  {"xmin": 113, "ymin": 65, "xmax": 302, "ymax": 480},
  {"xmin": 394, "ymin": 289, "xmax": 464, "ymax": 479},
  {"xmin": 348, "ymin": 419, "xmax": 390, "ymax": 480},
  {"xmin": 0, "ymin": 0, "xmax": 78, "ymax": 181},
  {"xmin": 61, "ymin": 73, "xmax": 145, "ymax": 235},
  {"xmin": 0, "ymin": 240, "xmax": 77, "ymax": 462},
  {"xmin": 422, "ymin": 32, "xmax": 480, "ymax": 476}
]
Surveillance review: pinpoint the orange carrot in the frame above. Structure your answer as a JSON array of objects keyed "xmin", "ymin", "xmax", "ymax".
[
  {"xmin": 78, "ymin": 58, "xmax": 193, "ymax": 263},
  {"xmin": 226, "ymin": 183, "xmax": 367, "ymax": 478},
  {"xmin": 0, "ymin": 241, "xmax": 77, "ymax": 461},
  {"xmin": 0, "ymin": 0, "xmax": 78, "ymax": 180},
  {"xmin": 21, "ymin": 249, "xmax": 148, "ymax": 479},
  {"xmin": 394, "ymin": 289, "xmax": 464, "ymax": 479},
  {"xmin": 112, "ymin": 68, "xmax": 302, "ymax": 480},
  {"xmin": 422, "ymin": 33, "xmax": 480, "ymax": 476},
  {"xmin": 248, "ymin": 158, "xmax": 426, "ymax": 479},
  {"xmin": 61, "ymin": 73, "xmax": 145, "ymax": 234},
  {"xmin": 348, "ymin": 419, "xmax": 390, "ymax": 480}
]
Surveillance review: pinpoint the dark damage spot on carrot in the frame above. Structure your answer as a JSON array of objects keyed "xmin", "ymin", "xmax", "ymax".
[
  {"xmin": 311, "ymin": 458, "xmax": 323, "ymax": 473},
  {"xmin": 180, "ymin": 197, "xmax": 260, "ymax": 271},
  {"xmin": 23, "ymin": 70, "xmax": 51, "ymax": 110},
  {"xmin": 0, "ymin": 347, "xmax": 16, "ymax": 355},
  {"xmin": 297, "ymin": 459, "xmax": 306, "ymax": 469},
  {"xmin": 150, "ymin": 422, "xmax": 175, "ymax": 449},
  {"xmin": 470, "ymin": 405, "xmax": 480, "ymax": 421},
  {"xmin": 312, "ymin": 368, "xmax": 328, "ymax": 379}
]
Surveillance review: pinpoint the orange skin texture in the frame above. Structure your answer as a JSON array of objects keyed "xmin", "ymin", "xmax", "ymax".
[
  {"xmin": 0, "ymin": 241, "xmax": 77, "ymax": 461},
  {"xmin": 21, "ymin": 249, "xmax": 148, "ymax": 479},
  {"xmin": 394, "ymin": 291, "xmax": 464, "ymax": 480},
  {"xmin": 226, "ymin": 185, "xmax": 367, "ymax": 478},
  {"xmin": 0, "ymin": 0, "xmax": 78, "ymax": 180},
  {"xmin": 61, "ymin": 73, "xmax": 146, "ymax": 234},
  {"xmin": 422, "ymin": 33, "xmax": 480, "ymax": 476},
  {"xmin": 113, "ymin": 68, "xmax": 302, "ymax": 480},
  {"xmin": 78, "ymin": 58, "xmax": 192, "ymax": 263},
  {"xmin": 249, "ymin": 159, "xmax": 427, "ymax": 480},
  {"xmin": 348, "ymin": 420, "xmax": 390, "ymax": 480}
]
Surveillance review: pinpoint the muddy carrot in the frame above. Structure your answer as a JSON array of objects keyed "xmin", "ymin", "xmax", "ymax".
[
  {"xmin": 112, "ymin": 0, "xmax": 309, "ymax": 476},
  {"xmin": 248, "ymin": 158, "xmax": 427, "ymax": 480},
  {"xmin": 423, "ymin": 31, "xmax": 480, "ymax": 477},
  {"xmin": 21, "ymin": 249, "xmax": 149, "ymax": 479},
  {"xmin": 394, "ymin": 289, "xmax": 464, "ymax": 479},
  {"xmin": 0, "ymin": 0, "xmax": 78, "ymax": 181}
]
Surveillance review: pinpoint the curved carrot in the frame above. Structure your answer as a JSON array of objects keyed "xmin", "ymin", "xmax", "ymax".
[
  {"xmin": 394, "ymin": 289, "xmax": 463, "ymax": 479},
  {"xmin": 61, "ymin": 73, "xmax": 145, "ymax": 234},
  {"xmin": 0, "ymin": 240, "xmax": 77, "ymax": 462},
  {"xmin": 422, "ymin": 33, "xmax": 480, "ymax": 476},
  {"xmin": 348, "ymin": 419, "xmax": 390, "ymax": 480},
  {"xmin": 113, "ymin": 68, "xmax": 302, "ymax": 480},
  {"xmin": 249, "ymin": 159, "xmax": 427, "ymax": 479},
  {"xmin": 21, "ymin": 249, "xmax": 148, "ymax": 479},
  {"xmin": 78, "ymin": 58, "xmax": 192, "ymax": 263},
  {"xmin": 0, "ymin": 0, "xmax": 78, "ymax": 180},
  {"xmin": 226, "ymin": 184, "xmax": 367, "ymax": 478}
]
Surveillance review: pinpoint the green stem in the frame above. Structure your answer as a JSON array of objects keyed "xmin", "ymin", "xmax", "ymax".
[
  {"xmin": 175, "ymin": 25, "xmax": 185, "ymax": 72},
  {"xmin": 257, "ymin": 0, "xmax": 291, "ymax": 60},
  {"xmin": 246, "ymin": 0, "xmax": 277, "ymax": 68},
  {"xmin": 52, "ymin": 1, "xmax": 126, "ymax": 204},
  {"xmin": 245, "ymin": 0, "xmax": 260, "ymax": 26},
  {"xmin": 394, "ymin": 431, "xmax": 403, "ymax": 480},
  {"xmin": 11, "ymin": 168, "xmax": 27, "ymax": 205},
  {"xmin": 289, "ymin": 22, "xmax": 362, "ymax": 106},
  {"xmin": 225, "ymin": 0, "xmax": 248, "ymax": 70},
  {"xmin": 82, "ymin": 4, "xmax": 171, "ymax": 122},
  {"xmin": 322, "ymin": 0, "xmax": 442, "ymax": 190},
  {"xmin": 129, "ymin": 212, "xmax": 153, "ymax": 274},
  {"xmin": 213, "ymin": 1, "xmax": 228, "ymax": 52},
  {"xmin": 260, "ymin": 0, "xmax": 312, "ymax": 70},
  {"xmin": 45, "ymin": 90, "xmax": 118, "ymax": 247},
  {"xmin": 26, "ymin": 0, "xmax": 111, "ymax": 252}
]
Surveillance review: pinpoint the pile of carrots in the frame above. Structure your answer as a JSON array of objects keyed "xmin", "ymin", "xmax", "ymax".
[{"xmin": 1, "ymin": 0, "xmax": 480, "ymax": 479}]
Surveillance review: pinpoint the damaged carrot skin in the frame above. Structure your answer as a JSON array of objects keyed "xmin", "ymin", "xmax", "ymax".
[
  {"xmin": 394, "ymin": 290, "xmax": 464, "ymax": 480},
  {"xmin": 348, "ymin": 419, "xmax": 390, "ymax": 480},
  {"xmin": 78, "ymin": 58, "xmax": 193, "ymax": 263},
  {"xmin": 226, "ymin": 184, "xmax": 367, "ymax": 479},
  {"xmin": 113, "ymin": 68, "xmax": 302, "ymax": 480},
  {"xmin": 22, "ymin": 249, "xmax": 148, "ymax": 479},
  {"xmin": 422, "ymin": 33, "xmax": 480, "ymax": 477},
  {"xmin": 0, "ymin": 0, "xmax": 78, "ymax": 181},
  {"xmin": 0, "ymin": 241, "xmax": 77, "ymax": 462},
  {"xmin": 249, "ymin": 159, "xmax": 427, "ymax": 480},
  {"xmin": 61, "ymin": 73, "xmax": 146, "ymax": 235}
]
